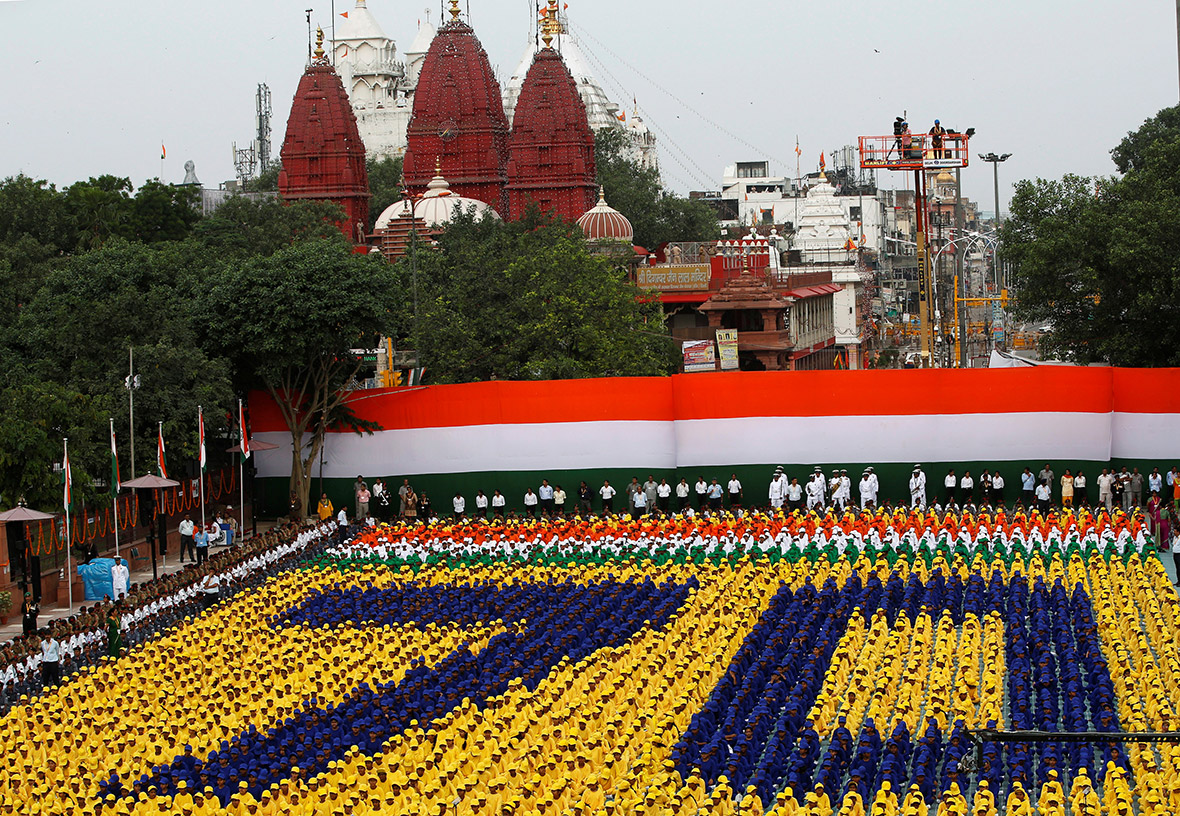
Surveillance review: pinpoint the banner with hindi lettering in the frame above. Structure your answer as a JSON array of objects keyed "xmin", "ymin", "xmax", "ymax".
[
  {"xmin": 681, "ymin": 339, "xmax": 716, "ymax": 373},
  {"xmin": 716, "ymin": 329, "xmax": 739, "ymax": 370}
]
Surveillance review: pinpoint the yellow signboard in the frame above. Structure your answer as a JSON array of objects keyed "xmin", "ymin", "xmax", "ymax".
[{"xmin": 636, "ymin": 264, "xmax": 712, "ymax": 291}]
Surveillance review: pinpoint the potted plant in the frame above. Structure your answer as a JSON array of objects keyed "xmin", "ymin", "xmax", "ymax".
[{"xmin": 0, "ymin": 591, "xmax": 13, "ymax": 625}]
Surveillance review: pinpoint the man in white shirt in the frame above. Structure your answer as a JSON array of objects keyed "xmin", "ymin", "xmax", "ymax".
[
  {"xmin": 786, "ymin": 478, "xmax": 804, "ymax": 513},
  {"xmin": 910, "ymin": 465, "xmax": 927, "ymax": 509},
  {"xmin": 943, "ymin": 470, "xmax": 957, "ymax": 506},
  {"xmin": 475, "ymin": 490, "xmax": 489, "ymax": 519},
  {"xmin": 805, "ymin": 474, "xmax": 825, "ymax": 511},
  {"xmin": 40, "ymin": 632, "xmax": 61, "ymax": 687},
  {"xmin": 1097, "ymin": 469, "xmax": 1114, "ymax": 511},
  {"xmin": 491, "ymin": 490, "xmax": 507, "ymax": 517},
  {"xmin": 695, "ymin": 477, "xmax": 709, "ymax": 510},
  {"xmin": 656, "ymin": 480, "xmax": 672, "ymax": 514},
  {"xmin": 538, "ymin": 480, "xmax": 555, "ymax": 516},
  {"xmin": 859, "ymin": 470, "xmax": 878, "ymax": 509},
  {"xmin": 523, "ymin": 489, "xmax": 538, "ymax": 517},
  {"xmin": 675, "ymin": 479, "xmax": 691, "ymax": 512},
  {"xmin": 991, "ymin": 471, "xmax": 1005, "ymax": 506},
  {"xmin": 178, "ymin": 514, "xmax": 195, "ymax": 562},
  {"xmin": 633, "ymin": 488, "xmax": 648, "ymax": 516},
  {"xmin": 599, "ymin": 480, "xmax": 616, "ymax": 514},
  {"xmin": 553, "ymin": 485, "xmax": 567, "ymax": 515},
  {"xmin": 111, "ymin": 557, "xmax": 130, "ymax": 600},
  {"xmin": 727, "ymin": 474, "xmax": 743, "ymax": 508},
  {"xmin": 768, "ymin": 469, "xmax": 787, "ymax": 509}
]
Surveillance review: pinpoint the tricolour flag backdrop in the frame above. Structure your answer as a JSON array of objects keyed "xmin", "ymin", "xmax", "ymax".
[{"xmin": 248, "ymin": 368, "xmax": 1180, "ymax": 510}]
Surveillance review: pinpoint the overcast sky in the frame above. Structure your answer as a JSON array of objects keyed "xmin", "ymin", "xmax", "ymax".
[{"xmin": 2, "ymin": 0, "xmax": 1177, "ymax": 215}]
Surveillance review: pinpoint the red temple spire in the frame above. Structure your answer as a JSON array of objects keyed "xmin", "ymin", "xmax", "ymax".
[{"xmin": 277, "ymin": 27, "xmax": 371, "ymax": 243}]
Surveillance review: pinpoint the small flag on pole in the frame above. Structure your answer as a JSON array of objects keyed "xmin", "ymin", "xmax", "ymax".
[
  {"xmin": 819, "ymin": 152, "xmax": 826, "ymax": 171},
  {"xmin": 199, "ymin": 408, "xmax": 207, "ymax": 472},
  {"xmin": 110, "ymin": 424, "xmax": 121, "ymax": 498},
  {"xmin": 157, "ymin": 424, "xmax": 169, "ymax": 478},
  {"xmin": 161, "ymin": 143, "xmax": 166, "ymax": 160},
  {"xmin": 239, "ymin": 399, "xmax": 250, "ymax": 460},
  {"xmin": 795, "ymin": 138, "xmax": 802, "ymax": 157},
  {"xmin": 340, "ymin": 10, "xmax": 349, "ymax": 17},
  {"xmin": 63, "ymin": 446, "xmax": 73, "ymax": 510}
]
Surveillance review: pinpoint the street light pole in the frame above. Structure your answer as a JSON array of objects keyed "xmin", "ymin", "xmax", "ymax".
[{"xmin": 980, "ymin": 153, "xmax": 1012, "ymax": 349}]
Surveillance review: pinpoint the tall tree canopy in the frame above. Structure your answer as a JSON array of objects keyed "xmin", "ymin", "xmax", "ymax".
[
  {"xmin": 199, "ymin": 238, "xmax": 403, "ymax": 513},
  {"xmin": 367, "ymin": 155, "xmax": 404, "ymax": 231},
  {"xmin": 1002, "ymin": 105, "xmax": 1180, "ymax": 365},
  {"xmin": 402, "ymin": 207, "xmax": 678, "ymax": 383},
  {"xmin": 595, "ymin": 128, "xmax": 719, "ymax": 249}
]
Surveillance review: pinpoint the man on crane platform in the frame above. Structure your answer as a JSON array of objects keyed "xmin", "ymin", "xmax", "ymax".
[{"xmin": 929, "ymin": 119, "xmax": 947, "ymax": 159}]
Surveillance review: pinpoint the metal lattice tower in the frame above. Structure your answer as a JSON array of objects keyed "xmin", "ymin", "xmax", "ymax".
[{"xmin": 256, "ymin": 83, "xmax": 273, "ymax": 173}]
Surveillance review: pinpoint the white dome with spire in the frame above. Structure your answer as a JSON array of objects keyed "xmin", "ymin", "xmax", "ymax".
[{"xmin": 413, "ymin": 170, "xmax": 500, "ymax": 228}]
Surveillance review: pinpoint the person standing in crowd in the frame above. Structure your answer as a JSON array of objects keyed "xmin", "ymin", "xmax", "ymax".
[
  {"xmin": 578, "ymin": 482, "xmax": 593, "ymax": 515},
  {"xmin": 39, "ymin": 630, "xmax": 61, "ymax": 687},
  {"xmin": 398, "ymin": 479, "xmax": 412, "ymax": 518},
  {"xmin": 523, "ymin": 487, "xmax": 539, "ymax": 517},
  {"xmin": 538, "ymin": 480, "xmax": 555, "ymax": 516},
  {"xmin": 491, "ymin": 489, "xmax": 505, "ymax": 518},
  {"xmin": 1148, "ymin": 491, "xmax": 1168, "ymax": 539},
  {"xmin": 223, "ymin": 507, "xmax": 238, "ymax": 547},
  {"xmin": 656, "ymin": 479, "xmax": 671, "ymax": 514},
  {"xmin": 859, "ymin": 469, "xmax": 878, "ymax": 509},
  {"xmin": 1115, "ymin": 467, "xmax": 1131, "ymax": 511},
  {"xmin": 806, "ymin": 472, "xmax": 825, "ymax": 511},
  {"xmin": 194, "ymin": 524, "xmax": 209, "ymax": 565},
  {"xmin": 1097, "ymin": 468, "xmax": 1114, "ymax": 511},
  {"xmin": 1173, "ymin": 468, "xmax": 1180, "ymax": 516},
  {"xmin": 1130, "ymin": 468, "xmax": 1144, "ymax": 508},
  {"xmin": 403, "ymin": 487, "xmax": 419, "ymax": 520},
  {"xmin": 960, "ymin": 470, "xmax": 975, "ymax": 506},
  {"xmin": 111, "ymin": 557, "xmax": 130, "ymax": 600},
  {"xmin": 335, "ymin": 507, "xmax": 349, "ymax": 543},
  {"xmin": 768, "ymin": 468, "xmax": 787, "ymax": 510},
  {"xmin": 643, "ymin": 476, "xmax": 659, "ymax": 515},
  {"xmin": 452, "ymin": 492, "xmax": 466, "ymax": 520},
  {"xmin": 372, "ymin": 479, "xmax": 391, "ymax": 521},
  {"xmin": 475, "ymin": 490, "xmax": 489, "ymax": 519},
  {"xmin": 707, "ymin": 479, "xmax": 724, "ymax": 511},
  {"xmin": 829, "ymin": 470, "xmax": 844, "ymax": 511},
  {"xmin": 839, "ymin": 470, "xmax": 852, "ymax": 508},
  {"xmin": 1021, "ymin": 468, "xmax": 1036, "ymax": 507},
  {"xmin": 106, "ymin": 607, "xmax": 123, "ymax": 659},
  {"xmin": 178, "ymin": 514, "xmax": 195, "ymax": 563},
  {"xmin": 727, "ymin": 474, "xmax": 743, "ymax": 509},
  {"xmin": 553, "ymin": 484, "xmax": 567, "ymax": 516},
  {"xmin": 418, "ymin": 493, "xmax": 432, "ymax": 520},
  {"xmin": 1170, "ymin": 525, "xmax": 1180, "ymax": 587},
  {"xmin": 288, "ymin": 490, "xmax": 302, "ymax": 522},
  {"xmin": 991, "ymin": 470, "xmax": 1005, "ymax": 506},
  {"xmin": 675, "ymin": 478, "xmax": 691, "ymax": 512},
  {"xmin": 943, "ymin": 469, "xmax": 957, "ymax": 506},
  {"xmin": 787, "ymin": 477, "xmax": 804, "ymax": 514},
  {"xmin": 979, "ymin": 470, "xmax": 992, "ymax": 505},
  {"xmin": 1038, "ymin": 463, "xmax": 1055, "ymax": 502},
  {"xmin": 1074, "ymin": 470, "xmax": 1088, "ymax": 507},
  {"xmin": 356, "ymin": 482, "xmax": 371, "ymax": 520},
  {"xmin": 1035, "ymin": 479, "xmax": 1052, "ymax": 515},
  {"xmin": 626, "ymin": 478, "xmax": 641, "ymax": 516},
  {"xmin": 695, "ymin": 476, "xmax": 709, "ymax": 510},
  {"xmin": 20, "ymin": 593, "xmax": 37, "ymax": 637},
  {"xmin": 1149, "ymin": 468, "xmax": 1164, "ymax": 500},
  {"xmin": 317, "ymin": 493, "xmax": 334, "ymax": 521},
  {"xmin": 200, "ymin": 572, "xmax": 221, "ymax": 610},
  {"xmin": 633, "ymin": 487, "xmax": 649, "ymax": 517},
  {"xmin": 599, "ymin": 480, "xmax": 616, "ymax": 514},
  {"xmin": 910, "ymin": 465, "xmax": 927, "ymax": 509},
  {"xmin": 1060, "ymin": 470, "xmax": 1074, "ymax": 508}
]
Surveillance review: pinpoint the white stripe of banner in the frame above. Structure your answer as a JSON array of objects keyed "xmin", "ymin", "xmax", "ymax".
[
  {"xmin": 673, "ymin": 412, "xmax": 1113, "ymax": 468},
  {"xmin": 1112, "ymin": 412, "xmax": 1180, "ymax": 460},
  {"xmin": 253, "ymin": 420, "xmax": 678, "ymax": 479}
]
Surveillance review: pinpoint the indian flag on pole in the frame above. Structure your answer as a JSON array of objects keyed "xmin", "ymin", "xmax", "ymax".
[
  {"xmin": 63, "ymin": 446, "xmax": 72, "ymax": 510},
  {"xmin": 199, "ymin": 407, "xmax": 207, "ymax": 472},
  {"xmin": 239, "ymin": 399, "xmax": 250, "ymax": 461},
  {"xmin": 110, "ymin": 424, "xmax": 121, "ymax": 498},
  {"xmin": 157, "ymin": 424, "xmax": 168, "ymax": 478}
]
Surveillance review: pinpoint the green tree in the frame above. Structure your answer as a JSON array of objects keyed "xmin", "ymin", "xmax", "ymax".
[
  {"xmin": 403, "ymin": 207, "xmax": 678, "ymax": 383},
  {"xmin": 13, "ymin": 240, "xmax": 233, "ymax": 476},
  {"xmin": 1003, "ymin": 104, "xmax": 1180, "ymax": 365},
  {"xmin": 126, "ymin": 179, "xmax": 201, "ymax": 243},
  {"xmin": 594, "ymin": 128, "xmax": 719, "ymax": 248},
  {"xmin": 64, "ymin": 175, "xmax": 133, "ymax": 251},
  {"xmin": 367, "ymin": 155, "xmax": 404, "ymax": 230},
  {"xmin": 192, "ymin": 196, "xmax": 347, "ymax": 258},
  {"xmin": 200, "ymin": 239, "xmax": 403, "ymax": 512},
  {"xmin": 245, "ymin": 160, "xmax": 282, "ymax": 193},
  {"xmin": 0, "ymin": 175, "xmax": 77, "ymax": 337}
]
